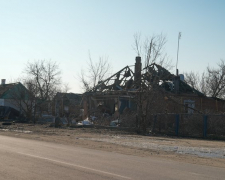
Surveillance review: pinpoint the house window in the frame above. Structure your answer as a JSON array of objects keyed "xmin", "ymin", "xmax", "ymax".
[{"xmin": 184, "ymin": 100, "xmax": 195, "ymax": 114}]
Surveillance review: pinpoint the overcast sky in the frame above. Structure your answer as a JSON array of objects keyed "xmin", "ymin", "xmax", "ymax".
[{"xmin": 0, "ymin": 0, "xmax": 224, "ymax": 93}]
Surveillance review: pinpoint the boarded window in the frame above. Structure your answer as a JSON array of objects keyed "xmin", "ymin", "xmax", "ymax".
[{"xmin": 184, "ymin": 100, "xmax": 195, "ymax": 114}]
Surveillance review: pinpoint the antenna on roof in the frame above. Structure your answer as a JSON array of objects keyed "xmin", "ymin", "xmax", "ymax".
[{"xmin": 176, "ymin": 32, "xmax": 181, "ymax": 76}]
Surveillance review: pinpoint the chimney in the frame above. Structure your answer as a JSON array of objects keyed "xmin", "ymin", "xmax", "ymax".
[
  {"xmin": 1, "ymin": 79, "xmax": 6, "ymax": 85},
  {"xmin": 134, "ymin": 56, "xmax": 142, "ymax": 87}
]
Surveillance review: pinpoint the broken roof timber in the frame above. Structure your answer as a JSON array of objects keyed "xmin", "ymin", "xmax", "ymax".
[
  {"xmin": 90, "ymin": 65, "xmax": 134, "ymax": 92},
  {"xmin": 87, "ymin": 58, "xmax": 207, "ymax": 97}
]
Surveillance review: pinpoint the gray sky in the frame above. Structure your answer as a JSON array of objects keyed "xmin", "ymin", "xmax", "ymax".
[{"xmin": 1, "ymin": 0, "xmax": 225, "ymax": 92}]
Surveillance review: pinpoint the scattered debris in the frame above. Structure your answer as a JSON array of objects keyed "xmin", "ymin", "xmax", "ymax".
[
  {"xmin": 77, "ymin": 119, "xmax": 93, "ymax": 126},
  {"xmin": 110, "ymin": 119, "xmax": 121, "ymax": 127}
]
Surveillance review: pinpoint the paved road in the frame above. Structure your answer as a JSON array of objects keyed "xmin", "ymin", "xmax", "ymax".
[{"xmin": 0, "ymin": 135, "xmax": 224, "ymax": 180}]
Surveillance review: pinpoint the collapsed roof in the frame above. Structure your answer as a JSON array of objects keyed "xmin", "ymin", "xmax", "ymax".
[
  {"xmin": 89, "ymin": 58, "xmax": 205, "ymax": 97},
  {"xmin": 90, "ymin": 66, "xmax": 135, "ymax": 92}
]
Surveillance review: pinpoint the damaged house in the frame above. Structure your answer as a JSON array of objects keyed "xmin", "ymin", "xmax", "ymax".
[
  {"xmin": 53, "ymin": 92, "xmax": 82, "ymax": 118},
  {"xmin": 83, "ymin": 57, "xmax": 225, "ymax": 125}
]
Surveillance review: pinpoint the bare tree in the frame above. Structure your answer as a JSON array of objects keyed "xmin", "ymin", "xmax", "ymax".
[
  {"xmin": 185, "ymin": 71, "xmax": 203, "ymax": 92},
  {"xmin": 24, "ymin": 60, "xmax": 62, "ymax": 114},
  {"xmin": 25, "ymin": 60, "xmax": 61, "ymax": 101},
  {"xmin": 60, "ymin": 83, "xmax": 71, "ymax": 93},
  {"xmin": 80, "ymin": 53, "xmax": 111, "ymax": 92},
  {"xmin": 132, "ymin": 32, "xmax": 142, "ymax": 56},
  {"xmin": 132, "ymin": 33, "xmax": 174, "ymax": 133},
  {"xmin": 206, "ymin": 60, "xmax": 225, "ymax": 99},
  {"xmin": 185, "ymin": 59, "xmax": 225, "ymax": 99},
  {"xmin": 133, "ymin": 33, "xmax": 174, "ymax": 71}
]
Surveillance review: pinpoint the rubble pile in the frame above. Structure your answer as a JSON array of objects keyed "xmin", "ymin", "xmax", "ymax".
[{"xmin": 119, "ymin": 108, "xmax": 136, "ymax": 127}]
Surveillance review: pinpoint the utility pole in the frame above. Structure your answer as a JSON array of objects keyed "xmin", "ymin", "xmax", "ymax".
[{"xmin": 176, "ymin": 32, "xmax": 181, "ymax": 76}]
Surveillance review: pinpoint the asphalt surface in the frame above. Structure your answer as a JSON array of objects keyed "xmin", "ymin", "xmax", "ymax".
[{"xmin": 0, "ymin": 135, "xmax": 224, "ymax": 180}]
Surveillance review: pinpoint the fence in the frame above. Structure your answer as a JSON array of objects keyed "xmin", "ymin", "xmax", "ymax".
[
  {"xmin": 148, "ymin": 113, "xmax": 225, "ymax": 139},
  {"xmin": 92, "ymin": 112, "xmax": 225, "ymax": 139}
]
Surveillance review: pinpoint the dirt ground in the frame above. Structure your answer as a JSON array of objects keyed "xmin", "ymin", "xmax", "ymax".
[{"xmin": 0, "ymin": 123, "xmax": 225, "ymax": 168}]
